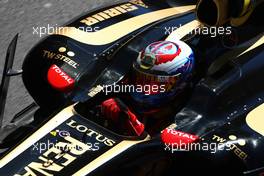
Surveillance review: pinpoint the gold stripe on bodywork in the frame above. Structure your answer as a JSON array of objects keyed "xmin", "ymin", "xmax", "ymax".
[
  {"xmin": 208, "ymin": 34, "xmax": 264, "ymax": 75},
  {"xmin": 73, "ymin": 138, "xmax": 149, "ymax": 176},
  {"xmin": 0, "ymin": 105, "xmax": 76, "ymax": 168},
  {"xmin": 246, "ymin": 103, "xmax": 264, "ymax": 136},
  {"xmin": 54, "ymin": 5, "xmax": 195, "ymax": 45},
  {"xmin": 238, "ymin": 35, "xmax": 264, "ymax": 57},
  {"xmin": 166, "ymin": 20, "xmax": 200, "ymax": 41}
]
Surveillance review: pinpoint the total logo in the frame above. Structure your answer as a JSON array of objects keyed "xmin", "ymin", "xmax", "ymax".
[
  {"xmin": 47, "ymin": 64, "xmax": 75, "ymax": 92},
  {"xmin": 161, "ymin": 128, "xmax": 199, "ymax": 146}
]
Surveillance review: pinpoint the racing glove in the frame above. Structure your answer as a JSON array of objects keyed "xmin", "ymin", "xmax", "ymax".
[{"xmin": 101, "ymin": 98, "xmax": 145, "ymax": 136}]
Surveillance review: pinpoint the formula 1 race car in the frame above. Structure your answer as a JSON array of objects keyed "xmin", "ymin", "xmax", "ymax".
[{"xmin": 0, "ymin": 0, "xmax": 264, "ymax": 175}]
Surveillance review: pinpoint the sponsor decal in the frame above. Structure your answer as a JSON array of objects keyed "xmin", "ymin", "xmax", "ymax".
[
  {"xmin": 66, "ymin": 120, "xmax": 116, "ymax": 147},
  {"xmin": 0, "ymin": 106, "xmax": 75, "ymax": 169},
  {"xmin": 80, "ymin": 3, "xmax": 139, "ymax": 26},
  {"xmin": 212, "ymin": 134, "xmax": 248, "ymax": 160},
  {"xmin": 42, "ymin": 48, "xmax": 79, "ymax": 69},
  {"xmin": 31, "ymin": 130, "xmax": 100, "ymax": 155},
  {"xmin": 15, "ymin": 136, "xmax": 91, "ymax": 176},
  {"xmin": 58, "ymin": 131, "xmax": 71, "ymax": 138},
  {"xmin": 130, "ymin": 0, "xmax": 149, "ymax": 8},
  {"xmin": 54, "ymin": 5, "xmax": 195, "ymax": 45},
  {"xmin": 161, "ymin": 128, "xmax": 199, "ymax": 146},
  {"xmin": 88, "ymin": 85, "xmax": 104, "ymax": 97},
  {"xmin": 48, "ymin": 65, "xmax": 74, "ymax": 84},
  {"xmin": 47, "ymin": 65, "xmax": 75, "ymax": 92},
  {"xmin": 50, "ymin": 130, "xmax": 71, "ymax": 138},
  {"xmin": 72, "ymin": 139, "xmax": 149, "ymax": 176}
]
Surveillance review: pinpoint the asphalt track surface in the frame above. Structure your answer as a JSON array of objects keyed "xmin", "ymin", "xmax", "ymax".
[{"xmin": 0, "ymin": 0, "xmax": 119, "ymax": 126}]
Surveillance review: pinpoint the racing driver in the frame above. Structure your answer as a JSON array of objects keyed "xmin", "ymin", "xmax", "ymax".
[{"xmin": 101, "ymin": 39, "xmax": 195, "ymax": 136}]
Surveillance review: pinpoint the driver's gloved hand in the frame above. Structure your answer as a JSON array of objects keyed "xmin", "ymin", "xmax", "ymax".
[{"xmin": 101, "ymin": 98, "xmax": 145, "ymax": 136}]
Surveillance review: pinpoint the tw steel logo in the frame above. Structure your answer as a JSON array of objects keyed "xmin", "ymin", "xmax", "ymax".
[
  {"xmin": 66, "ymin": 120, "xmax": 116, "ymax": 147},
  {"xmin": 212, "ymin": 134, "xmax": 248, "ymax": 160},
  {"xmin": 42, "ymin": 48, "xmax": 79, "ymax": 69}
]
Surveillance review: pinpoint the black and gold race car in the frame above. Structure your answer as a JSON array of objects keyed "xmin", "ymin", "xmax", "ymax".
[{"xmin": 0, "ymin": 0, "xmax": 263, "ymax": 175}]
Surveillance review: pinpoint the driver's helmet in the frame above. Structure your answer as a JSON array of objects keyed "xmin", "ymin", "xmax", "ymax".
[{"xmin": 129, "ymin": 40, "xmax": 194, "ymax": 110}]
